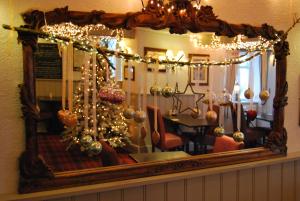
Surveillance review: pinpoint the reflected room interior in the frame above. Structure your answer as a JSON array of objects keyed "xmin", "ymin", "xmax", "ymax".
[{"xmin": 34, "ymin": 26, "xmax": 276, "ymax": 172}]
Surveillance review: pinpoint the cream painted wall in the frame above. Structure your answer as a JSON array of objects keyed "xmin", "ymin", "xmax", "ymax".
[{"xmin": 0, "ymin": 0, "xmax": 300, "ymax": 194}]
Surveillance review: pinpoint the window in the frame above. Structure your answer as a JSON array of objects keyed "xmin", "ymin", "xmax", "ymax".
[{"xmin": 236, "ymin": 52, "xmax": 261, "ymax": 102}]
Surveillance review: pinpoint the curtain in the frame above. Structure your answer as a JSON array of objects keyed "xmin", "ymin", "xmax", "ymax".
[{"xmin": 225, "ymin": 50, "xmax": 239, "ymax": 93}]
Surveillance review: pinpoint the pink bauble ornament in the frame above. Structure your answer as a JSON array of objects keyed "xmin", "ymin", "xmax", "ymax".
[
  {"xmin": 99, "ymin": 86, "xmax": 125, "ymax": 104},
  {"xmin": 246, "ymin": 110, "xmax": 257, "ymax": 121},
  {"xmin": 112, "ymin": 89, "xmax": 125, "ymax": 104}
]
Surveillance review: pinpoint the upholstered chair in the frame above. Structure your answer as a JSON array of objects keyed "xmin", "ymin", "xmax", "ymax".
[{"xmin": 147, "ymin": 106, "xmax": 185, "ymax": 152}]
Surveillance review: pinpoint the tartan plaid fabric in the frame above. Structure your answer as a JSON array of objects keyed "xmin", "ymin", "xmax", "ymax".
[{"xmin": 38, "ymin": 134, "xmax": 103, "ymax": 172}]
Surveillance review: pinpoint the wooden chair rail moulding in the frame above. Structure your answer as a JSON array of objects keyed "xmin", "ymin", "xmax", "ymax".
[{"xmin": 13, "ymin": 0, "xmax": 289, "ymax": 193}]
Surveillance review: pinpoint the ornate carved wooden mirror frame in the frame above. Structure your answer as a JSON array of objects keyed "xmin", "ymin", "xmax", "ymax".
[{"xmin": 15, "ymin": 0, "xmax": 289, "ymax": 193}]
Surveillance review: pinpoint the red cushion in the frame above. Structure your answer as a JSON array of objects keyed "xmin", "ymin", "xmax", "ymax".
[
  {"xmin": 163, "ymin": 132, "xmax": 184, "ymax": 150},
  {"xmin": 99, "ymin": 140, "xmax": 122, "ymax": 166},
  {"xmin": 117, "ymin": 153, "xmax": 136, "ymax": 164},
  {"xmin": 213, "ymin": 135, "xmax": 244, "ymax": 153}
]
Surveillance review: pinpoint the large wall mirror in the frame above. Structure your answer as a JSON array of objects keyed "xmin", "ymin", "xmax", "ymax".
[{"xmin": 5, "ymin": 0, "xmax": 289, "ymax": 193}]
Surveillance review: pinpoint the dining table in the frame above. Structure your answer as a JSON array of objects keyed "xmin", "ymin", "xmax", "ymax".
[{"xmin": 163, "ymin": 114, "xmax": 218, "ymax": 154}]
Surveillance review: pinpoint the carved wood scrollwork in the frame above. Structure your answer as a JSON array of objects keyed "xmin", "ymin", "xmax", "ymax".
[
  {"xmin": 19, "ymin": 84, "xmax": 39, "ymax": 121},
  {"xmin": 273, "ymin": 81, "xmax": 288, "ymax": 110}
]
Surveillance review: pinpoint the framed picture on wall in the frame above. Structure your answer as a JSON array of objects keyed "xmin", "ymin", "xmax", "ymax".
[
  {"xmin": 144, "ymin": 47, "xmax": 167, "ymax": 72},
  {"xmin": 124, "ymin": 65, "xmax": 135, "ymax": 81},
  {"xmin": 189, "ymin": 54, "xmax": 210, "ymax": 86}
]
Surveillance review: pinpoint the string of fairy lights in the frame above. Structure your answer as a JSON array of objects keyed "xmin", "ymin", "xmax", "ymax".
[
  {"xmin": 189, "ymin": 33, "xmax": 276, "ymax": 51},
  {"xmin": 4, "ymin": 22, "xmax": 280, "ymax": 70},
  {"xmin": 42, "ymin": 23, "xmax": 280, "ymax": 67}
]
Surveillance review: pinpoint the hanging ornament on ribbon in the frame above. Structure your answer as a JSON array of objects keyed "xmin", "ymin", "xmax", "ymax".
[
  {"xmin": 214, "ymin": 126, "xmax": 225, "ymax": 137},
  {"xmin": 91, "ymin": 52, "xmax": 99, "ymax": 138},
  {"xmin": 259, "ymin": 51, "xmax": 270, "ymax": 103},
  {"xmin": 80, "ymin": 52, "xmax": 93, "ymax": 151},
  {"xmin": 152, "ymin": 62, "xmax": 161, "ymax": 145},
  {"xmin": 244, "ymin": 60, "xmax": 257, "ymax": 121},
  {"xmin": 123, "ymin": 60, "xmax": 135, "ymax": 119},
  {"xmin": 134, "ymin": 62, "xmax": 147, "ymax": 123},
  {"xmin": 57, "ymin": 43, "xmax": 77, "ymax": 127},
  {"xmin": 233, "ymin": 96, "xmax": 244, "ymax": 142},
  {"xmin": 244, "ymin": 88, "xmax": 254, "ymax": 99},
  {"xmin": 205, "ymin": 66, "xmax": 218, "ymax": 123},
  {"xmin": 161, "ymin": 66, "xmax": 174, "ymax": 98},
  {"xmin": 218, "ymin": 88, "xmax": 232, "ymax": 107}
]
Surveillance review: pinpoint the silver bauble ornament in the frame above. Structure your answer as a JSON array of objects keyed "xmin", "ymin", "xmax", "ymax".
[
  {"xmin": 150, "ymin": 85, "xmax": 161, "ymax": 96},
  {"xmin": 162, "ymin": 85, "xmax": 174, "ymax": 98},
  {"xmin": 259, "ymin": 90, "xmax": 270, "ymax": 101},
  {"xmin": 214, "ymin": 126, "xmax": 225, "ymax": 137},
  {"xmin": 233, "ymin": 131, "xmax": 245, "ymax": 142},
  {"xmin": 80, "ymin": 135, "xmax": 93, "ymax": 147},
  {"xmin": 202, "ymin": 90, "xmax": 216, "ymax": 105},
  {"xmin": 88, "ymin": 141, "xmax": 102, "ymax": 155},
  {"xmin": 123, "ymin": 107, "xmax": 135, "ymax": 119},
  {"xmin": 244, "ymin": 88, "xmax": 254, "ymax": 99},
  {"xmin": 134, "ymin": 110, "xmax": 147, "ymax": 123},
  {"xmin": 218, "ymin": 89, "xmax": 232, "ymax": 106},
  {"xmin": 205, "ymin": 110, "xmax": 218, "ymax": 122}
]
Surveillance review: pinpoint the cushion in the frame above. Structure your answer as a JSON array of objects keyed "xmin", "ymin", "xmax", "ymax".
[
  {"xmin": 164, "ymin": 132, "xmax": 184, "ymax": 150},
  {"xmin": 212, "ymin": 135, "xmax": 244, "ymax": 153}
]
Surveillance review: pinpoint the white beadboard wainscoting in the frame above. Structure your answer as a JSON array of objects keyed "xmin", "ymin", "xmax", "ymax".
[{"xmin": 2, "ymin": 152, "xmax": 300, "ymax": 201}]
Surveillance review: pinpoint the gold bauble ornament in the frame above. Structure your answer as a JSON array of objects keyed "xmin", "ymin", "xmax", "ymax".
[
  {"xmin": 150, "ymin": 85, "xmax": 161, "ymax": 96},
  {"xmin": 123, "ymin": 107, "xmax": 135, "ymax": 119},
  {"xmin": 233, "ymin": 131, "xmax": 245, "ymax": 142},
  {"xmin": 259, "ymin": 90, "xmax": 270, "ymax": 101},
  {"xmin": 162, "ymin": 85, "xmax": 174, "ymax": 98},
  {"xmin": 244, "ymin": 88, "xmax": 254, "ymax": 99},
  {"xmin": 134, "ymin": 110, "xmax": 147, "ymax": 123},
  {"xmin": 190, "ymin": 108, "xmax": 201, "ymax": 119},
  {"xmin": 152, "ymin": 130, "xmax": 160, "ymax": 145},
  {"xmin": 205, "ymin": 110, "xmax": 218, "ymax": 123},
  {"xmin": 214, "ymin": 126, "xmax": 225, "ymax": 137}
]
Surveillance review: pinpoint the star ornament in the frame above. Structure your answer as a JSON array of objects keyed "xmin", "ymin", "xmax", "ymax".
[{"xmin": 171, "ymin": 82, "xmax": 205, "ymax": 117}]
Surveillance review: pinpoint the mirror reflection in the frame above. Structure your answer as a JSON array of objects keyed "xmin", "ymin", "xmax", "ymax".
[{"xmin": 34, "ymin": 26, "xmax": 276, "ymax": 172}]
